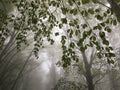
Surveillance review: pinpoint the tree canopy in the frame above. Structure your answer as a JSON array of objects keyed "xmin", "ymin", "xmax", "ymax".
[{"xmin": 0, "ymin": 0, "xmax": 119, "ymax": 68}]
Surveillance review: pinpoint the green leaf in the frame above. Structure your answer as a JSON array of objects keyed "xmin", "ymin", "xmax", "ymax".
[
  {"xmin": 77, "ymin": 39, "xmax": 83, "ymax": 46},
  {"xmin": 107, "ymin": 59, "xmax": 111, "ymax": 64},
  {"xmin": 67, "ymin": 29, "xmax": 71, "ymax": 33},
  {"xmin": 62, "ymin": 35, "xmax": 66, "ymax": 39},
  {"xmin": 77, "ymin": 25, "xmax": 79, "ymax": 29},
  {"xmin": 100, "ymin": 23, "xmax": 105, "ymax": 27},
  {"xmin": 61, "ymin": 39, "xmax": 66, "ymax": 44},
  {"xmin": 51, "ymin": 1, "xmax": 57, "ymax": 6},
  {"xmin": 55, "ymin": 32, "xmax": 59, "ymax": 36},
  {"xmin": 109, "ymin": 46, "xmax": 113, "ymax": 50},
  {"xmin": 95, "ymin": 8, "xmax": 100, "ymax": 13},
  {"xmin": 92, "ymin": 0, "xmax": 97, "ymax": 3},
  {"xmin": 68, "ymin": 48, "xmax": 72, "ymax": 53},
  {"xmin": 107, "ymin": 9, "xmax": 111, "ymax": 14},
  {"xmin": 32, "ymin": 18, "xmax": 38, "ymax": 24},
  {"xmin": 59, "ymin": 24, "xmax": 63, "ymax": 28},
  {"xmin": 81, "ymin": 10, "xmax": 84, "ymax": 16},
  {"xmin": 82, "ymin": 24, "xmax": 87, "ymax": 29},
  {"xmin": 97, "ymin": 24, "xmax": 102, "ymax": 30},
  {"xmin": 70, "ymin": 9, "xmax": 73, "ymax": 14},
  {"xmin": 106, "ymin": 19, "xmax": 110, "ymax": 24},
  {"xmin": 75, "ymin": 58, "xmax": 79, "ymax": 62},
  {"xmin": 70, "ymin": 42, "xmax": 75, "ymax": 48},
  {"xmin": 68, "ymin": 0, "xmax": 73, "ymax": 6},
  {"xmin": 106, "ymin": 28, "xmax": 112, "ymax": 33},
  {"xmin": 109, "ymin": 53, "xmax": 115, "ymax": 57},
  {"xmin": 61, "ymin": 8, "xmax": 68, "ymax": 15},
  {"xmin": 87, "ymin": 29, "xmax": 92, "ymax": 35},
  {"xmin": 73, "ymin": 19, "xmax": 78, "ymax": 25},
  {"xmin": 93, "ymin": 26, "xmax": 98, "ymax": 30},
  {"xmin": 90, "ymin": 36, "xmax": 96, "ymax": 41},
  {"xmin": 113, "ymin": 19, "xmax": 117, "ymax": 25},
  {"xmin": 99, "ymin": 31, "xmax": 105, "ymax": 38},
  {"xmin": 103, "ymin": 39, "xmax": 109, "ymax": 45},
  {"xmin": 73, "ymin": 8, "xmax": 78, "ymax": 15},
  {"xmin": 89, "ymin": 42, "xmax": 93, "ymax": 47},
  {"xmin": 80, "ymin": 10, "xmax": 87, "ymax": 17},
  {"xmin": 97, "ymin": 53, "xmax": 102, "ymax": 59},
  {"xmin": 80, "ymin": 47, "xmax": 85, "ymax": 52},
  {"xmin": 50, "ymin": 39, "xmax": 54, "ymax": 45},
  {"xmin": 84, "ymin": 10, "xmax": 88, "ymax": 17},
  {"xmin": 77, "ymin": 1, "xmax": 81, "ymax": 5},
  {"xmin": 103, "ymin": 13, "xmax": 107, "ymax": 17},
  {"xmin": 88, "ymin": 8, "xmax": 94, "ymax": 14},
  {"xmin": 83, "ymin": 31, "xmax": 87, "ymax": 39},
  {"xmin": 107, "ymin": 59, "xmax": 114, "ymax": 64},
  {"xmin": 96, "ymin": 46, "xmax": 101, "ymax": 50},
  {"xmin": 75, "ymin": 30, "xmax": 80, "ymax": 36},
  {"xmin": 63, "ymin": 63, "xmax": 67, "ymax": 68},
  {"xmin": 95, "ymin": 15, "xmax": 103, "ymax": 20},
  {"xmin": 105, "ymin": 27, "xmax": 112, "ymax": 33},
  {"xmin": 69, "ymin": 29, "xmax": 73, "ymax": 38},
  {"xmin": 61, "ymin": 18, "xmax": 67, "ymax": 24},
  {"xmin": 62, "ymin": 45, "xmax": 66, "ymax": 50},
  {"xmin": 110, "ymin": 60, "xmax": 115, "ymax": 64},
  {"xmin": 82, "ymin": 0, "xmax": 90, "ymax": 4},
  {"xmin": 105, "ymin": 47, "xmax": 110, "ymax": 52}
]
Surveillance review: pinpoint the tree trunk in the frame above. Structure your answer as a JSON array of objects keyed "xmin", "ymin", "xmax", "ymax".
[
  {"xmin": 109, "ymin": 69, "xmax": 119, "ymax": 90},
  {"xmin": 82, "ymin": 52, "xmax": 94, "ymax": 90},
  {"xmin": 107, "ymin": 0, "xmax": 120, "ymax": 22}
]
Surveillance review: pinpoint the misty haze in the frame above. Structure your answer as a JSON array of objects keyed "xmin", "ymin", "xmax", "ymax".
[{"xmin": 0, "ymin": 0, "xmax": 120, "ymax": 90}]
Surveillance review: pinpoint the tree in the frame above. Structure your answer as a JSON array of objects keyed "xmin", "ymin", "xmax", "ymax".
[
  {"xmin": 0, "ymin": 30, "xmax": 41, "ymax": 90},
  {"xmin": 0, "ymin": 0, "xmax": 119, "ymax": 90},
  {"xmin": 107, "ymin": 0, "xmax": 120, "ymax": 22}
]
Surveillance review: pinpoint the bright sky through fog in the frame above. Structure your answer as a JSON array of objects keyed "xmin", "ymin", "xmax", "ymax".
[
  {"xmin": 106, "ymin": 3, "xmax": 111, "ymax": 7},
  {"xmin": 41, "ymin": 60, "xmax": 51, "ymax": 74}
]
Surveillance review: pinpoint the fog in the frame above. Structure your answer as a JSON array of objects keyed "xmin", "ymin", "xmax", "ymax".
[
  {"xmin": 1, "ymin": 23, "xmax": 119, "ymax": 90},
  {"xmin": 15, "ymin": 47, "xmax": 63, "ymax": 90},
  {"xmin": 1, "ymin": 0, "xmax": 120, "ymax": 90}
]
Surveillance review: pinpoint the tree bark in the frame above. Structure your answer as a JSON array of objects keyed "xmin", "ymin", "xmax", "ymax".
[
  {"xmin": 81, "ymin": 52, "xmax": 94, "ymax": 90},
  {"xmin": 107, "ymin": 0, "xmax": 120, "ymax": 22},
  {"xmin": 109, "ymin": 69, "xmax": 119, "ymax": 90}
]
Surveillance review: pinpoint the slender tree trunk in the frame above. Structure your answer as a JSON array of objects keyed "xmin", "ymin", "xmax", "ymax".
[
  {"xmin": 107, "ymin": 0, "xmax": 120, "ymax": 22},
  {"xmin": 81, "ymin": 52, "xmax": 94, "ymax": 90}
]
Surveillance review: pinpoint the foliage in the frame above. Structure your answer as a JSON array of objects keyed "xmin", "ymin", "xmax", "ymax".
[
  {"xmin": 52, "ymin": 77, "xmax": 85, "ymax": 90},
  {"xmin": 0, "ymin": 0, "xmax": 118, "ymax": 68}
]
